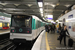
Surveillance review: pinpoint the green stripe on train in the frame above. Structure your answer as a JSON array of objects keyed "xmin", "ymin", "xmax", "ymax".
[
  {"xmin": 32, "ymin": 18, "xmax": 36, "ymax": 30},
  {"xmin": 32, "ymin": 18, "xmax": 45, "ymax": 30}
]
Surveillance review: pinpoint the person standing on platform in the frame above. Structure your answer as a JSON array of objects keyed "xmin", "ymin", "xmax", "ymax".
[
  {"xmin": 45, "ymin": 24, "xmax": 48, "ymax": 32},
  {"xmin": 50, "ymin": 25, "xmax": 52, "ymax": 33},
  {"xmin": 52, "ymin": 24, "xmax": 56, "ymax": 33},
  {"xmin": 60, "ymin": 25, "xmax": 70, "ymax": 46},
  {"xmin": 58, "ymin": 23, "xmax": 62, "ymax": 33},
  {"xmin": 47, "ymin": 24, "xmax": 50, "ymax": 33},
  {"xmin": 49, "ymin": 25, "xmax": 52, "ymax": 33}
]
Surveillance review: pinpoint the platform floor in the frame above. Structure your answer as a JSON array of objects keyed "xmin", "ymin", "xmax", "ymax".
[
  {"xmin": 41, "ymin": 31, "xmax": 75, "ymax": 50},
  {"xmin": 40, "ymin": 31, "xmax": 46, "ymax": 50},
  {"xmin": 0, "ymin": 29, "xmax": 10, "ymax": 33}
]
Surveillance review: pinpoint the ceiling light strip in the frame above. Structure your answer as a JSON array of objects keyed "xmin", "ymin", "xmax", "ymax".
[{"xmin": 37, "ymin": 0, "xmax": 44, "ymax": 19}]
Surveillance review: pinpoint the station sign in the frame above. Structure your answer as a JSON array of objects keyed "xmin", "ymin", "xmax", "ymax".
[
  {"xmin": 0, "ymin": 16, "xmax": 5, "ymax": 20},
  {"xmin": 46, "ymin": 18, "xmax": 53, "ymax": 20},
  {"xmin": 68, "ymin": 14, "xmax": 73, "ymax": 19}
]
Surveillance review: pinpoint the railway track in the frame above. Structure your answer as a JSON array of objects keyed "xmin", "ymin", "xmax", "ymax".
[{"xmin": 0, "ymin": 40, "xmax": 35, "ymax": 50}]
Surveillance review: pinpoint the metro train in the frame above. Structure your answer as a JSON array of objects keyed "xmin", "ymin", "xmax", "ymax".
[
  {"xmin": 0, "ymin": 17, "xmax": 10, "ymax": 29},
  {"xmin": 10, "ymin": 15, "xmax": 45, "ymax": 43},
  {"xmin": 0, "ymin": 22, "xmax": 9, "ymax": 29},
  {"xmin": 58, "ymin": 9, "xmax": 75, "ymax": 41}
]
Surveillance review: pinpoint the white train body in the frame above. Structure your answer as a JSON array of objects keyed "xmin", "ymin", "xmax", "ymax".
[{"xmin": 10, "ymin": 15, "xmax": 45, "ymax": 42}]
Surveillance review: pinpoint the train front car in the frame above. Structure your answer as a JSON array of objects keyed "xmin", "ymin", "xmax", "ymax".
[{"xmin": 10, "ymin": 15, "xmax": 32, "ymax": 43}]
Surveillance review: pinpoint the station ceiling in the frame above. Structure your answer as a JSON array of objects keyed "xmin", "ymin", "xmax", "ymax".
[{"xmin": 0, "ymin": 0, "xmax": 75, "ymax": 22}]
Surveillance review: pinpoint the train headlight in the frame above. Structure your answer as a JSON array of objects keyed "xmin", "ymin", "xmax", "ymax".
[
  {"xmin": 11, "ymin": 29, "xmax": 16, "ymax": 33},
  {"xmin": 27, "ymin": 31, "xmax": 29, "ymax": 33}
]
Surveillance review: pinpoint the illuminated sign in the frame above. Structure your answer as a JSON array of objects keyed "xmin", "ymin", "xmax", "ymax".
[
  {"xmin": 0, "ymin": 23, "xmax": 2, "ymax": 27},
  {"xmin": 46, "ymin": 15, "xmax": 53, "ymax": 20},
  {"xmin": 0, "ymin": 16, "xmax": 5, "ymax": 20},
  {"xmin": 46, "ymin": 18, "xmax": 53, "ymax": 20}
]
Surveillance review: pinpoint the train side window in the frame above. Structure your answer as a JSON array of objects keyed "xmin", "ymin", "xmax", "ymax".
[
  {"xmin": 34, "ymin": 19, "xmax": 35, "ymax": 29},
  {"xmin": 32, "ymin": 19, "xmax": 35, "ymax": 29},
  {"xmin": 32, "ymin": 18, "xmax": 34, "ymax": 29}
]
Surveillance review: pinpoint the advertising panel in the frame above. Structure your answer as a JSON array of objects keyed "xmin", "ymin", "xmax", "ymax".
[{"xmin": 72, "ymin": 23, "xmax": 75, "ymax": 32}]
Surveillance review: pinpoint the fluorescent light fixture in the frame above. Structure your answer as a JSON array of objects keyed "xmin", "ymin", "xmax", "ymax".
[
  {"xmin": 43, "ymin": 18, "xmax": 46, "ymax": 20},
  {"xmin": 32, "ymin": 15, "xmax": 42, "ymax": 22},
  {"xmin": 66, "ymin": 20, "xmax": 68, "ymax": 22},
  {"xmin": 65, "ymin": 5, "xmax": 70, "ymax": 7},
  {"xmin": 40, "ymin": 11, "xmax": 43, "ymax": 14},
  {"xmin": 14, "ymin": 4, "xmax": 20, "ymax": 6},
  {"xmin": 38, "ymin": 2, "xmax": 43, "ymax": 7},
  {"xmin": 52, "ymin": 4, "xmax": 55, "ymax": 7},
  {"xmin": 27, "ymin": 4, "xmax": 32, "ymax": 7},
  {"xmin": 40, "ymin": 8, "xmax": 43, "ymax": 13},
  {"xmin": 45, "ymin": 3, "xmax": 55, "ymax": 7},
  {"xmin": 56, "ymin": 20, "xmax": 59, "ymax": 22},
  {"xmin": 51, "ymin": 20, "xmax": 54, "ymax": 22},
  {"xmin": 39, "ymin": 8, "xmax": 43, "ymax": 13},
  {"xmin": 3, "ymin": 9, "xmax": 6, "ymax": 10},
  {"xmin": 48, "ymin": 20, "xmax": 51, "ymax": 22},
  {"xmin": 46, "ymin": 15, "xmax": 53, "ymax": 18},
  {"xmin": 58, "ymin": 22, "xmax": 62, "ymax": 23},
  {"xmin": 27, "ymin": 20, "xmax": 29, "ymax": 21},
  {"xmin": 41, "ymin": 13, "xmax": 43, "ymax": 16},
  {"xmin": 6, "ymin": 8, "xmax": 16, "ymax": 10},
  {"xmin": 43, "ymin": 18, "xmax": 47, "ymax": 21},
  {"xmin": 57, "ymin": 3, "xmax": 59, "ymax": 5},
  {"xmin": 50, "ymin": 4, "xmax": 55, "ymax": 7},
  {"xmin": 45, "ymin": 3, "xmax": 49, "ymax": 5},
  {"xmin": 43, "ymin": 18, "xmax": 44, "ymax": 19}
]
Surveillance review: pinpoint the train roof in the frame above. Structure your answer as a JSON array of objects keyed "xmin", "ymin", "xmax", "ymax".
[
  {"xmin": 11, "ymin": 14, "xmax": 46, "ymax": 23},
  {"xmin": 32, "ymin": 15, "xmax": 42, "ymax": 22}
]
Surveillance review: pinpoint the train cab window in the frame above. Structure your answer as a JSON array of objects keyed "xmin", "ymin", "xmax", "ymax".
[
  {"xmin": 25, "ymin": 19, "xmax": 31, "ymax": 27},
  {"xmin": 11, "ymin": 15, "xmax": 32, "ymax": 28}
]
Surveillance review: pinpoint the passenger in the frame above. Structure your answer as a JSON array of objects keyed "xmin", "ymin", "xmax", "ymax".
[
  {"xmin": 45, "ymin": 24, "xmax": 48, "ymax": 32},
  {"xmin": 56, "ymin": 24, "xmax": 59, "ymax": 33},
  {"xmin": 58, "ymin": 23, "xmax": 61, "ymax": 33},
  {"xmin": 62, "ymin": 23, "xmax": 65, "ymax": 29},
  {"xmin": 47, "ymin": 24, "xmax": 50, "ymax": 33},
  {"xmin": 50, "ymin": 25, "xmax": 53, "ymax": 33},
  {"xmin": 54, "ymin": 24, "xmax": 56, "ymax": 33},
  {"xmin": 47, "ymin": 25, "xmax": 50, "ymax": 33},
  {"xmin": 45, "ymin": 24, "xmax": 51, "ymax": 33},
  {"xmin": 60, "ymin": 25, "xmax": 70, "ymax": 46},
  {"xmin": 51, "ymin": 24, "xmax": 53, "ymax": 33},
  {"xmin": 45, "ymin": 24, "xmax": 47, "ymax": 31},
  {"xmin": 49, "ymin": 25, "xmax": 51, "ymax": 33},
  {"xmin": 52, "ymin": 24, "xmax": 56, "ymax": 33}
]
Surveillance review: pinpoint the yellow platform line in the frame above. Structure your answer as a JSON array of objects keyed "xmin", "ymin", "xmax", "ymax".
[{"xmin": 46, "ymin": 32, "xmax": 50, "ymax": 50}]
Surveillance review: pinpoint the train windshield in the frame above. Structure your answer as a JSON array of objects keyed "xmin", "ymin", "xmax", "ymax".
[{"xmin": 11, "ymin": 15, "xmax": 32, "ymax": 27}]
